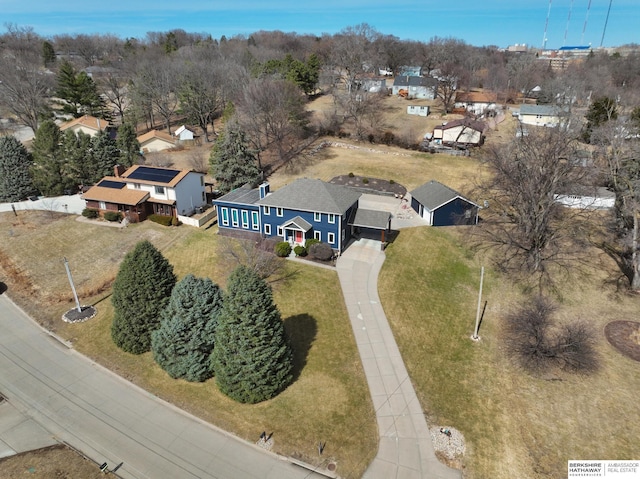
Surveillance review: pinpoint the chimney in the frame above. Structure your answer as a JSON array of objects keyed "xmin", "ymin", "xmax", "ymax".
[
  {"xmin": 114, "ymin": 165, "xmax": 125, "ymax": 177},
  {"xmin": 259, "ymin": 182, "xmax": 270, "ymax": 199}
]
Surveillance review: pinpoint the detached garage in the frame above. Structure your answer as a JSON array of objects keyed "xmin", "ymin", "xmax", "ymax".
[{"xmin": 410, "ymin": 180, "xmax": 479, "ymax": 226}]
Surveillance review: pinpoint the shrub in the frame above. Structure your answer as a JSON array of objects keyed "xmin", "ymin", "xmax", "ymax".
[
  {"xmin": 309, "ymin": 242, "xmax": 334, "ymax": 261},
  {"xmin": 104, "ymin": 211, "xmax": 122, "ymax": 222},
  {"xmin": 389, "ymin": 179, "xmax": 395, "ymax": 185},
  {"xmin": 367, "ymin": 133, "xmax": 375, "ymax": 143},
  {"xmin": 348, "ymin": 172, "xmax": 355, "ymax": 178},
  {"xmin": 148, "ymin": 214, "xmax": 173, "ymax": 226},
  {"xmin": 505, "ymin": 296, "xmax": 599, "ymax": 374},
  {"xmin": 305, "ymin": 238, "xmax": 321, "ymax": 250},
  {"xmin": 381, "ymin": 131, "xmax": 395, "ymax": 145},
  {"xmin": 170, "ymin": 216, "xmax": 180, "ymax": 226},
  {"xmin": 293, "ymin": 245, "xmax": 306, "ymax": 257},
  {"xmin": 362, "ymin": 177, "xmax": 369, "ymax": 184},
  {"xmin": 82, "ymin": 208, "xmax": 98, "ymax": 219},
  {"xmin": 275, "ymin": 241, "xmax": 291, "ymax": 257}
]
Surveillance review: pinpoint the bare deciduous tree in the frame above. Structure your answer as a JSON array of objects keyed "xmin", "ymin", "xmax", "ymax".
[
  {"xmin": 0, "ymin": 51, "xmax": 52, "ymax": 133},
  {"xmin": 476, "ymin": 126, "xmax": 592, "ymax": 287}
]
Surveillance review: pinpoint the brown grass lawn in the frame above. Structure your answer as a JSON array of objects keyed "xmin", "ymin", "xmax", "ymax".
[
  {"xmin": 0, "ymin": 214, "xmax": 376, "ymax": 478},
  {"xmin": 379, "ymin": 227, "xmax": 640, "ymax": 479}
]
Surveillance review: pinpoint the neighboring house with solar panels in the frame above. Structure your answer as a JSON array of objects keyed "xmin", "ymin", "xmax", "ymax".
[
  {"xmin": 82, "ymin": 165, "xmax": 206, "ymax": 222},
  {"xmin": 214, "ymin": 179, "xmax": 392, "ymax": 253}
]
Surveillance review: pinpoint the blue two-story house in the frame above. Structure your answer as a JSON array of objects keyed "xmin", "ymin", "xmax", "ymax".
[{"xmin": 214, "ymin": 178, "xmax": 390, "ymax": 253}]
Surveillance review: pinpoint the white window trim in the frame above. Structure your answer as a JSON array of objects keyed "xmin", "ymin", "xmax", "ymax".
[
  {"xmin": 314, "ymin": 230, "xmax": 321, "ymax": 241},
  {"xmin": 231, "ymin": 209, "xmax": 239, "ymax": 227},
  {"xmin": 328, "ymin": 232, "xmax": 335, "ymax": 244},
  {"xmin": 241, "ymin": 210, "xmax": 249, "ymax": 229},
  {"xmin": 220, "ymin": 207, "xmax": 229, "ymax": 226},
  {"xmin": 263, "ymin": 206, "xmax": 271, "ymax": 215},
  {"xmin": 264, "ymin": 224, "xmax": 271, "ymax": 235},
  {"xmin": 276, "ymin": 207, "xmax": 283, "ymax": 217},
  {"xmin": 251, "ymin": 211, "xmax": 259, "ymax": 230},
  {"xmin": 277, "ymin": 226, "xmax": 283, "ymax": 236},
  {"xmin": 155, "ymin": 185, "xmax": 165, "ymax": 195},
  {"xmin": 328, "ymin": 213, "xmax": 336, "ymax": 224},
  {"xmin": 314, "ymin": 212, "xmax": 321, "ymax": 222}
]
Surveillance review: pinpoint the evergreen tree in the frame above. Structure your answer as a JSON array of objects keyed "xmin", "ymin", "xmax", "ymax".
[
  {"xmin": 115, "ymin": 122, "xmax": 141, "ymax": 168},
  {"xmin": 89, "ymin": 130, "xmax": 119, "ymax": 184},
  {"xmin": 151, "ymin": 274, "xmax": 223, "ymax": 382},
  {"xmin": 209, "ymin": 121, "xmax": 261, "ymax": 194},
  {"xmin": 31, "ymin": 119, "xmax": 74, "ymax": 195},
  {"xmin": 211, "ymin": 266, "xmax": 293, "ymax": 403},
  {"xmin": 42, "ymin": 41, "xmax": 56, "ymax": 67},
  {"xmin": 56, "ymin": 60, "xmax": 109, "ymax": 119},
  {"xmin": 0, "ymin": 136, "xmax": 35, "ymax": 202},
  {"xmin": 111, "ymin": 241, "xmax": 176, "ymax": 354},
  {"xmin": 62, "ymin": 129, "xmax": 92, "ymax": 187}
]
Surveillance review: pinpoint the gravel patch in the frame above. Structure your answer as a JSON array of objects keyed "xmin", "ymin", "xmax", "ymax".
[{"xmin": 430, "ymin": 426, "xmax": 465, "ymax": 468}]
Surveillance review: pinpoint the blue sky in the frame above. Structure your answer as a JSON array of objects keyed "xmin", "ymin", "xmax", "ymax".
[{"xmin": 1, "ymin": 0, "xmax": 637, "ymax": 48}]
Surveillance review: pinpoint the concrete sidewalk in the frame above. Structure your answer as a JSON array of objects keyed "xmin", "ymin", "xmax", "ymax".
[{"xmin": 336, "ymin": 240, "xmax": 461, "ymax": 479}]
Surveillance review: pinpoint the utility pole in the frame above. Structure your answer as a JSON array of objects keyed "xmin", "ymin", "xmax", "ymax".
[
  {"xmin": 472, "ymin": 266, "xmax": 484, "ymax": 340},
  {"xmin": 63, "ymin": 257, "xmax": 82, "ymax": 313}
]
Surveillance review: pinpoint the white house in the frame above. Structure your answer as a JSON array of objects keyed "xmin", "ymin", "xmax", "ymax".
[
  {"xmin": 407, "ymin": 105, "xmax": 430, "ymax": 117},
  {"xmin": 137, "ymin": 130, "xmax": 177, "ymax": 153},
  {"xmin": 454, "ymin": 91, "xmax": 498, "ymax": 116},
  {"xmin": 60, "ymin": 115, "xmax": 112, "ymax": 138},
  {"xmin": 518, "ymin": 104, "xmax": 568, "ymax": 127},
  {"xmin": 392, "ymin": 76, "xmax": 438, "ymax": 99},
  {"xmin": 432, "ymin": 119, "xmax": 486, "ymax": 146},
  {"xmin": 83, "ymin": 165, "xmax": 206, "ymax": 222}
]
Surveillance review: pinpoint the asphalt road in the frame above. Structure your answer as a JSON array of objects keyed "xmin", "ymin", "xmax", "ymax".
[{"xmin": 0, "ymin": 296, "xmax": 326, "ymax": 479}]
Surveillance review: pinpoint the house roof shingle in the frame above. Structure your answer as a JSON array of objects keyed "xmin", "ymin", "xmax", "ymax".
[
  {"xmin": 136, "ymin": 130, "xmax": 176, "ymax": 146},
  {"xmin": 410, "ymin": 180, "xmax": 478, "ymax": 211},
  {"xmin": 216, "ymin": 184, "xmax": 261, "ymax": 205},
  {"xmin": 350, "ymin": 208, "xmax": 391, "ymax": 230},
  {"xmin": 257, "ymin": 178, "xmax": 361, "ymax": 214},
  {"xmin": 519, "ymin": 104, "xmax": 565, "ymax": 116},
  {"xmin": 434, "ymin": 118, "xmax": 487, "ymax": 133},
  {"xmin": 60, "ymin": 115, "xmax": 109, "ymax": 132},
  {"xmin": 392, "ymin": 76, "xmax": 438, "ymax": 88},
  {"xmin": 82, "ymin": 179, "xmax": 149, "ymax": 206}
]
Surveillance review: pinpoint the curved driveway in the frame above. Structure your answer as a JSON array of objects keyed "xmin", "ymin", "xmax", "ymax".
[
  {"xmin": 336, "ymin": 240, "xmax": 461, "ymax": 479},
  {"xmin": 0, "ymin": 296, "xmax": 325, "ymax": 479}
]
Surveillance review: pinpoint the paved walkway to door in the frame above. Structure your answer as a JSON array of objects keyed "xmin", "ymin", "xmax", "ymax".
[{"xmin": 336, "ymin": 240, "xmax": 460, "ymax": 479}]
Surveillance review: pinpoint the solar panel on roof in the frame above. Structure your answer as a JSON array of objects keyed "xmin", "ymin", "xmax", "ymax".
[
  {"xmin": 98, "ymin": 179, "xmax": 126, "ymax": 189},
  {"xmin": 126, "ymin": 166, "xmax": 180, "ymax": 183}
]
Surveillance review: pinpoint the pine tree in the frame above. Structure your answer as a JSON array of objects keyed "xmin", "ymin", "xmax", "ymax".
[
  {"xmin": 0, "ymin": 136, "xmax": 35, "ymax": 202},
  {"xmin": 62, "ymin": 129, "xmax": 93, "ymax": 187},
  {"xmin": 111, "ymin": 241, "xmax": 176, "ymax": 355},
  {"xmin": 56, "ymin": 60, "xmax": 109, "ymax": 119},
  {"xmin": 115, "ymin": 123, "xmax": 140, "ymax": 168},
  {"xmin": 211, "ymin": 266, "xmax": 293, "ymax": 403},
  {"xmin": 31, "ymin": 120, "xmax": 74, "ymax": 196},
  {"xmin": 151, "ymin": 274, "xmax": 223, "ymax": 382},
  {"xmin": 89, "ymin": 130, "xmax": 119, "ymax": 184},
  {"xmin": 209, "ymin": 121, "xmax": 261, "ymax": 194}
]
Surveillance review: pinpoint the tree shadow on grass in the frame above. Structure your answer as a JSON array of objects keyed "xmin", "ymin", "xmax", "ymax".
[
  {"xmin": 0, "ymin": 282, "xmax": 6, "ymax": 295},
  {"xmin": 283, "ymin": 314, "xmax": 317, "ymax": 381}
]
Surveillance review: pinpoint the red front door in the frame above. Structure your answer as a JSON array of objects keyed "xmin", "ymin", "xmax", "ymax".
[{"xmin": 295, "ymin": 231, "xmax": 303, "ymax": 244}]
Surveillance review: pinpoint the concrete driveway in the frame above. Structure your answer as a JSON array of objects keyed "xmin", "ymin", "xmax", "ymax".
[{"xmin": 0, "ymin": 194, "xmax": 86, "ymax": 215}]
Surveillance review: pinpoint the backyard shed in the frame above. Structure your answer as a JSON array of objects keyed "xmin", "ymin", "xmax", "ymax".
[{"xmin": 410, "ymin": 180, "xmax": 479, "ymax": 226}]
